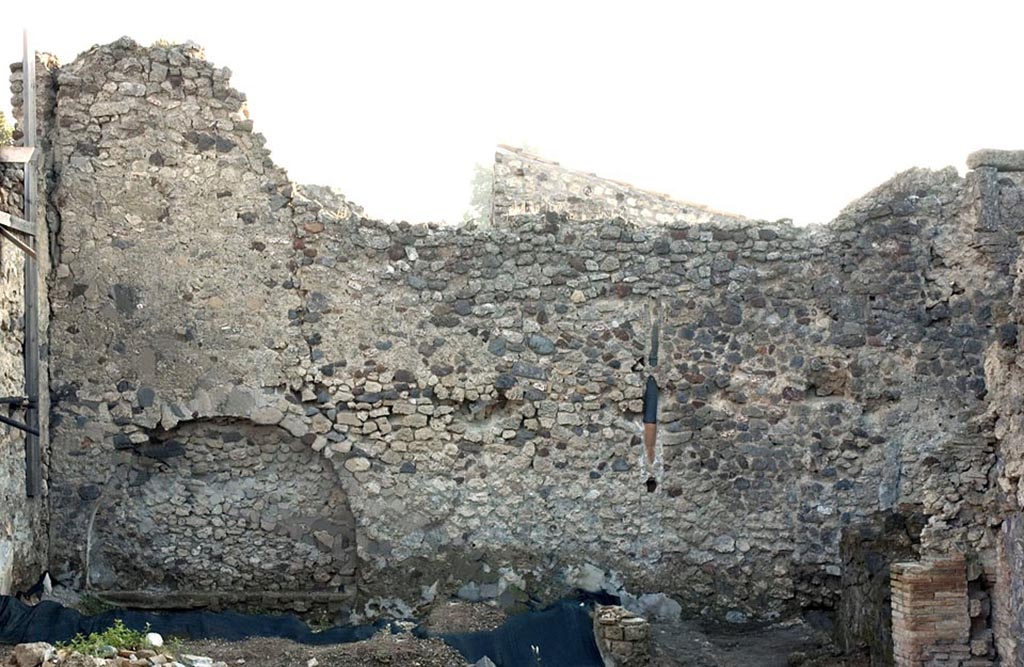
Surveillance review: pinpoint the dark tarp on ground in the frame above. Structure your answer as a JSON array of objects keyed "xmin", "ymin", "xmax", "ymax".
[
  {"xmin": 0, "ymin": 595, "xmax": 604, "ymax": 667},
  {"xmin": 422, "ymin": 598, "xmax": 603, "ymax": 666},
  {"xmin": 0, "ymin": 595, "xmax": 379, "ymax": 645}
]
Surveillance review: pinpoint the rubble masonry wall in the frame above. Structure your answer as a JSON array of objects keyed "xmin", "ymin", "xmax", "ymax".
[{"xmin": 1, "ymin": 40, "xmax": 1020, "ymax": 637}]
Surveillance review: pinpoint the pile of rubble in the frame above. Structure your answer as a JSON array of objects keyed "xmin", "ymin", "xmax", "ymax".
[{"xmin": 6, "ymin": 641, "xmax": 226, "ymax": 667}]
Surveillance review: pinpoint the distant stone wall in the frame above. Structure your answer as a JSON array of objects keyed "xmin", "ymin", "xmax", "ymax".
[
  {"xmin": 0, "ymin": 38, "xmax": 1017, "ymax": 648},
  {"xmin": 492, "ymin": 146, "xmax": 745, "ymax": 226}
]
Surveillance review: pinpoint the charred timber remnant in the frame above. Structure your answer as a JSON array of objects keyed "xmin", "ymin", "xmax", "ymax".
[
  {"xmin": 1, "ymin": 36, "xmax": 1024, "ymax": 665},
  {"xmin": 642, "ymin": 303, "xmax": 660, "ymax": 493}
]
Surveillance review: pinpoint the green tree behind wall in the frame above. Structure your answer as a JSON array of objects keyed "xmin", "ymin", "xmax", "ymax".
[
  {"xmin": 463, "ymin": 142, "xmax": 539, "ymax": 226},
  {"xmin": 0, "ymin": 111, "xmax": 12, "ymax": 145},
  {"xmin": 463, "ymin": 162, "xmax": 493, "ymax": 225}
]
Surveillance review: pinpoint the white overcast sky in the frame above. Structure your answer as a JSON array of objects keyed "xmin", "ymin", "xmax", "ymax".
[{"xmin": 3, "ymin": 0, "xmax": 1023, "ymax": 224}]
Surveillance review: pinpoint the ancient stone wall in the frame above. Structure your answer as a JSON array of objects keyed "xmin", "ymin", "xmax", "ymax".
[
  {"xmin": 0, "ymin": 38, "xmax": 1015, "ymax": 646},
  {"xmin": 492, "ymin": 146, "xmax": 742, "ymax": 227},
  {"xmin": 977, "ymin": 153, "xmax": 1024, "ymax": 666},
  {"xmin": 0, "ymin": 54, "xmax": 55, "ymax": 596},
  {"xmin": 0, "ymin": 160, "xmax": 33, "ymax": 594}
]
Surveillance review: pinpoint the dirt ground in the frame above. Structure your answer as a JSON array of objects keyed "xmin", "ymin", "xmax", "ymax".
[
  {"xmin": 1, "ymin": 601, "xmax": 869, "ymax": 667},
  {"xmin": 172, "ymin": 603, "xmax": 506, "ymax": 667},
  {"xmin": 1, "ymin": 633, "xmax": 470, "ymax": 667},
  {"xmin": 181, "ymin": 632, "xmax": 469, "ymax": 667},
  {"xmin": 648, "ymin": 617, "xmax": 868, "ymax": 667},
  {"xmin": 420, "ymin": 601, "xmax": 508, "ymax": 634}
]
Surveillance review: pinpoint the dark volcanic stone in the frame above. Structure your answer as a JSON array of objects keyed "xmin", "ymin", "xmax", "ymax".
[
  {"xmin": 527, "ymin": 334, "xmax": 556, "ymax": 355},
  {"xmin": 136, "ymin": 387, "xmax": 156, "ymax": 408}
]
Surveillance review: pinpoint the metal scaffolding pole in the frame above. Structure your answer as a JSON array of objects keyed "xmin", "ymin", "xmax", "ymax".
[{"xmin": 22, "ymin": 29, "xmax": 41, "ymax": 497}]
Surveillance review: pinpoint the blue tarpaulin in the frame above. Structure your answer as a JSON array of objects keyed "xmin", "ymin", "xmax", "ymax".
[{"xmin": 0, "ymin": 595, "xmax": 603, "ymax": 667}]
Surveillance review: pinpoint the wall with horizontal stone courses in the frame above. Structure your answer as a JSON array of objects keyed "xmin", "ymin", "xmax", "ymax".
[
  {"xmin": 14, "ymin": 38, "xmax": 1013, "ymax": 633},
  {"xmin": 86, "ymin": 418, "xmax": 356, "ymax": 595}
]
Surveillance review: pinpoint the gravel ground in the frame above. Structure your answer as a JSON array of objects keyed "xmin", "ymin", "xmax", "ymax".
[
  {"xmin": 180, "ymin": 632, "xmax": 469, "ymax": 667},
  {"xmin": 0, "ymin": 631, "xmax": 469, "ymax": 667},
  {"xmin": 420, "ymin": 601, "xmax": 508, "ymax": 634}
]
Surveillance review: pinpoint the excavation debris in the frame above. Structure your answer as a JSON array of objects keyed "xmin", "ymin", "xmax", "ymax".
[{"xmin": 3, "ymin": 642, "xmax": 224, "ymax": 667}]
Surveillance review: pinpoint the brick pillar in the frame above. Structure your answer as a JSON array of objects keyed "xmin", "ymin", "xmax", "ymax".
[
  {"xmin": 593, "ymin": 605, "xmax": 650, "ymax": 667},
  {"xmin": 891, "ymin": 555, "xmax": 974, "ymax": 667}
]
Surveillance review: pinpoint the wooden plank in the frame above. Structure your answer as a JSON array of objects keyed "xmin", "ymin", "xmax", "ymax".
[
  {"xmin": 0, "ymin": 146, "xmax": 35, "ymax": 163},
  {"xmin": 0, "ymin": 211, "xmax": 36, "ymax": 236},
  {"xmin": 96, "ymin": 588, "xmax": 356, "ymax": 611},
  {"xmin": 22, "ymin": 30, "xmax": 41, "ymax": 498},
  {"xmin": 0, "ymin": 226, "xmax": 36, "ymax": 258}
]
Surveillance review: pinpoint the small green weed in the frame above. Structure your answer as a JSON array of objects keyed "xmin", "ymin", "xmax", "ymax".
[
  {"xmin": 58, "ymin": 619, "xmax": 154, "ymax": 656},
  {"xmin": 163, "ymin": 635, "xmax": 184, "ymax": 656},
  {"xmin": 308, "ymin": 609, "xmax": 335, "ymax": 633},
  {"xmin": 76, "ymin": 593, "xmax": 117, "ymax": 616}
]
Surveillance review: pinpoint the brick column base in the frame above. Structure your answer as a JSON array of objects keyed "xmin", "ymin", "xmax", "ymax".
[{"xmin": 891, "ymin": 555, "xmax": 991, "ymax": 667}]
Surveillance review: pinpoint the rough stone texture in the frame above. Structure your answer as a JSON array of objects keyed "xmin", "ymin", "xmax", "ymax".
[
  {"xmin": 86, "ymin": 419, "xmax": 356, "ymax": 593},
  {"xmin": 991, "ymin": 515, "xmax": 1024, "ymax": 665},
  {"xmin": 493, "ymin": 145, "xmax": 747, "ymax": 226},
  {"xmin": 0, "ymin": 185, "xmax": 32, "ymax": 594},
  {"xmin": 981, "ymin": 163, "xmax": 1024, "ymax": 665},
  {"xmin": 0, "ymin": 54, "xmax": 55, "ymax": 595},
  {"xmin": 10, "ymin": 642, "xmax": 55, "ymax": 667},
  {"xmin": 965, "ymin": 149, "xmax": 1024, "ymax": 172},
  {"xmin": 0, "ymin": 38, "xmax": 1020, "ymax": 655},
  {"xmin": 837, "ymin": 507, "xmax": 926, "ymax": 666}
]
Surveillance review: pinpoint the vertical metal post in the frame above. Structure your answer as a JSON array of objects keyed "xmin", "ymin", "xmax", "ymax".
[{"xmin": 22, "ymin": 30, "xmax": 41, "ymax": 497}]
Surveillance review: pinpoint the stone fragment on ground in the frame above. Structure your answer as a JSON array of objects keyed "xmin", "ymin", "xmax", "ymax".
[
  {"xmin": 4, "ymin": 643, "xmax": 221, "ymax": 667},
  {"xmin": 10, "ymin": 643, "xmax": 55, "ymax": 667}
]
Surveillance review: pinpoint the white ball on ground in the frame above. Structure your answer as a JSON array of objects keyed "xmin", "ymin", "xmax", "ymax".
[{"xmin": 146, "ymin": 632, "xmax": 164, "ymax": 648}]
